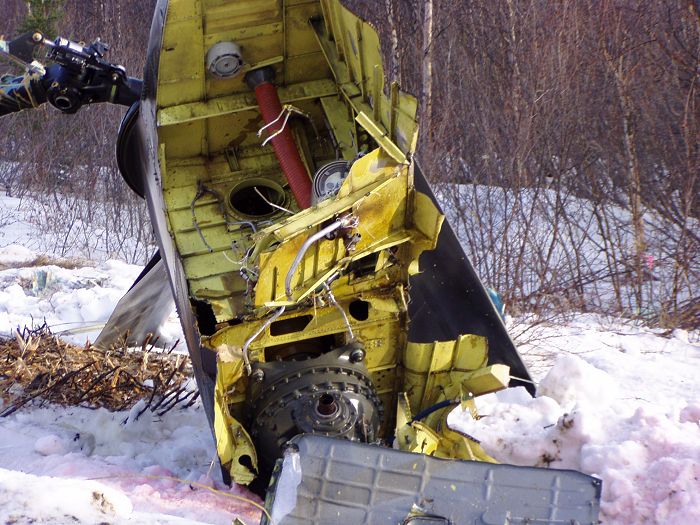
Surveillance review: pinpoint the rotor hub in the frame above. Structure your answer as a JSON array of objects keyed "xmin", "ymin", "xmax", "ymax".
[{"xmin": 246, "ymin": 343, "xmax": 383, "ymax": 476}]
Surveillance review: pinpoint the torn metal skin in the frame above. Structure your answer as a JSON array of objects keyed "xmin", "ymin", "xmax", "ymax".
[{"xmin": 140, "ymin": 0, "xmax": 525, "ymax": 486}]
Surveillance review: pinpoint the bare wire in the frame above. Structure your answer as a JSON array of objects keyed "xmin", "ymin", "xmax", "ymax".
[
  {"xmin": 323, "ymin": 282, "xmax": 354, "ymax": 340},
  {"xmin": 242, "ymin": 306, "xmax": 286, "ymax": 375},
  {"xmin": 257, "ymin": 104, "xmax": 312, "ymax": 146},
  {"xmin": 253, "ymin": 186, "xmax": 294, "ymax": 215}
]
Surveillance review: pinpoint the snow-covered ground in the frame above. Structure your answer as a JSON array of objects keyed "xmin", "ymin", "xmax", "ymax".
[
  {"xmin": 450, "ymin": 315, "xmax": 700, "ymax": 524},
  {"xmin": 0, "ymin": 245, "xmax": 260, "ymax": 523},
  {"xmin": 0, "ymin": 243, "xmax": 183, "ymax": 347},
  {"xmin": 0, "ymin": 403, "xmax": 262, "ymax": 524},
  {"xmin": 0, "ymin": 193, "xmax": 180, "ymax": 346},
  {"xmin": 0, "ymin": 193, "xmax": 698, "ymax": 524}
]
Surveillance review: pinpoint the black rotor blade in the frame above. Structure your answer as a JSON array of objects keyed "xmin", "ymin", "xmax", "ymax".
[{"xmin": 6, "ymin": 32, "xmax": 39, "ymax": 64}]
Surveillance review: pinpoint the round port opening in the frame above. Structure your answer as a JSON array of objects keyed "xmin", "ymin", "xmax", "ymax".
[
  {"xmin": 315, "ymin": 393, "xmax": 339, "ymax": 418},
  {"xmin": 229, "ymin": 179, "xmax": 287, "ymax": 218}
]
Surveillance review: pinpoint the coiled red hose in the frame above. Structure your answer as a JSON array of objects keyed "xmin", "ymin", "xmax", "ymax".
[{"xmin": 253, "ymin": 82, "xmax": 312, "ymax": 209}]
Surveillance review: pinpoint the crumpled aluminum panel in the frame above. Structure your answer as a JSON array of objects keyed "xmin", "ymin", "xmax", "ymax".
[{"xmin": 263, "ymin": 435, "xmax": 601, "ymax": 525}]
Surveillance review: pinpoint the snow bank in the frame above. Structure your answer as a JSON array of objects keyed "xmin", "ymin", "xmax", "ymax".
[
  {"xmin": 0, "ymin": 248, "xmax": 182, "ymax": 347},
  {"xmin": 450, "ymin": 317, "xmax": 700, "ymax": 525},
  {"xmin": 0, "ymin": 468, "xmax": 142, "ymax": 525},
  {"xmin": 0, "ymin": 243, "xmax": 37, "ymax": 265},
  {"xmin": 0, "ymin": 402, "xmax": 262, "ymax": 524}
]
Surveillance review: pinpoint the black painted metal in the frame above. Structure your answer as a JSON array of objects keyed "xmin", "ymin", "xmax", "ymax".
[
  {"xmin": 410, "ymin": 163, "xmax": 535, "ymax": 395},
  {"xmin": 116, "ymin": 101, "xmax": 145, "ymax": 198},
  {"xmin": 137, "ymin": 0, "xmax": 219, "ymax": 438}
]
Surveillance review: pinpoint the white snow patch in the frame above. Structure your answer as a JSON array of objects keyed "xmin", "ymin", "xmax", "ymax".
[
  {"xmin": 0, "ymin": 403, "xmax": 263, "ymax": 524},
  {"xmin": 0, "ymin": 243, "xmax": 36, "ymax": 265},
  {"xmin": 450, "ymin": 315, "xmax": 700, "ymax": 525},
  {"xmin": 0, "ymin": 250, "xmax": 182, "ymax": 347},
  {"xmin": 34, "ymin": 434, "xmax": 69, "ymax": 456}
]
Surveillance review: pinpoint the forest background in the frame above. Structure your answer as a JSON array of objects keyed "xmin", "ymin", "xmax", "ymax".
[{"xmin": 0, "ymin": 0, "xmax": 697, "ymax": 329}]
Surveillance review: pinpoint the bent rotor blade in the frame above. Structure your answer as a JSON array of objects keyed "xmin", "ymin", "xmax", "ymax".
[
  {"xmin": 93, "ymin": 251, "xmax": 175, "ymax": 349},
  {"xmin": 0, "ymin": 32, "xmax": 39, "ymax": 70}
]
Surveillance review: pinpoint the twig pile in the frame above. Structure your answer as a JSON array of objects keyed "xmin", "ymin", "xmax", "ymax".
[{"xmin": 0, "ymin": 324, "xmax": 197, "ymax": 418}]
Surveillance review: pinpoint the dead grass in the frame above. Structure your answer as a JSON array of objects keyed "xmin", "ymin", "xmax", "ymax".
[
  {"xmin": 0, "ymin": 254, "xmax": 95, "ymax": 271},
  {"xmin": 0, "ymin": 325, "xmax": 196, "ymax": 418}
]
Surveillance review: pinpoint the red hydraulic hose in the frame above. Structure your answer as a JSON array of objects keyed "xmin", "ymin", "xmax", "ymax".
[{"xmin": 252, "ymin": 82, "xmax": 312, "ymax": 209}]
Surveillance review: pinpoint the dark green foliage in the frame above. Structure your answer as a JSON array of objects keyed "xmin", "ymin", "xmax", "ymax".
[{"xmin": 18, "ymin": 0, "xmax": 65, "ymax": 37}]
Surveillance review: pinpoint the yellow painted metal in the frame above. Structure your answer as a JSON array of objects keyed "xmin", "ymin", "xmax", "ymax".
[
  {"xmin": 157, "ymin": 0, "xmax": 205, "ymax": 108},
  {"xmin": 394, "ymin": 334, "xmax": 507, "ymax": 464},
  {"xmin": 210, "ymin": 286, "xmax": 407, "ymax": 474},
  {"xmin": 158, "ymin": 79, "xmax": 337, "ymax": 127},
  {"xmin": 319, "ymin": 95, "xmax": 357, "ymax": 161},
  {"xmin": 355, "ymin": 111, "xmax": 406, "ymax": 164},
  {"xmin": 396, "ymin": 411, "xmax": 495, "ymax": 462},
  {"xmin": 403, "ymin": 335, "xmax": 490, "ymax": 414},
  {"xmin": 423, "ymin": 408, "xmax": 497, "ymax": 462},
  {"xmin": 253, "ymin": 150, "xmax": 423, "ymax": 306},
  {"xmin": 213, "ymin": 355, "xmax": 258, "ymax": 484},
  {"xmin": 312, "ymin": 2, "xmax": 420, "ymax": 157},
  {"xmin": 209, "ymin": 287, "xmax": 406, "ymax": 391},
  {"xmin": 153, "ymin": 0, "xmax": 424, "ymax": 326},
  {"xmin": 395, "ymin": 388, "xmax": 497, "ymax": 463},
  {"xmin": 461, "ymin": 364, "xmax": 511, "ymax": 396},
  {"xmin": 154, "ymin": 0, "xmax": 507, "ymax": 485}
]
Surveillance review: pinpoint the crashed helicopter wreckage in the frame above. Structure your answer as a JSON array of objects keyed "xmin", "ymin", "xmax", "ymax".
[{"xmin": 1, "ymin": 0, "xmax": 601, "ymax": 523}]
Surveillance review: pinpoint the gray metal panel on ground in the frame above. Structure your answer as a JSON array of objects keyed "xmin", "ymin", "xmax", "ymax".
[{"xmin": 263, "ymin": 435, "xmax": 601, "ymax": 525}]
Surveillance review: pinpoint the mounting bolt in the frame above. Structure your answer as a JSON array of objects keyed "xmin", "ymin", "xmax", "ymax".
[
  {"xmin": 251, "ymin": 369, "xmax": 265, "ymax": 383},
  {"xmin": 349, "ymin": 347, "xmax": 366, "ymax": 363}
]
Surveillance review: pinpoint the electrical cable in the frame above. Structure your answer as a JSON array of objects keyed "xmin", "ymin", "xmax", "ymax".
[{"xmin": 410, "ymin": 399, "xmax": 458, "ymax": 423}]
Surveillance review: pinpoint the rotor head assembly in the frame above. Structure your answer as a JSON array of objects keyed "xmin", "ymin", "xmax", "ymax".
[{"xmin": 246, "ymin": 342, "xmax": 383, "ymax": 477}]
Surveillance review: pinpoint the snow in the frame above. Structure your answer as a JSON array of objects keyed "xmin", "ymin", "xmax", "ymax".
[
  {"xmin": 0, "ymin": 194, "xmax": 182, "ymax": 347},
  {"xmin": 449, "ymin": 315, "xmax": 700, "ymax": 525},
  {"xmin": 0, "ymin": 246, "xmax": 182, "ymax": 347},
  {"xmin": 0, "ymin": 190, "xmax": 698, "ymax": 524},
  {"xmin": 270, "ymin": 451, "xmax": 303, "ymax": 524},
  {"xmin": 0, "ymin": 243, "xmax": 36, "ymax": 265},
  {"xmin": 0, "ymin": 398, "xmax": 263, "ymax": 524}
]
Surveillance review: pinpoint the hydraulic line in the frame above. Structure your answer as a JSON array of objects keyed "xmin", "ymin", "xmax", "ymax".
[
  {"xmin": 242, "ymin": 306, "xmax": 286, "ymax": 375},
  {"xmin": 245, "ymin": 67, "xmax": 312, "ymax": 209},
  {"xmin": 411, "ymin": 399, "xmax": 459, "ymax": 422},
  {"xmin": 285, "ymin": 216, "xmax": 355, "ymax": 300}
]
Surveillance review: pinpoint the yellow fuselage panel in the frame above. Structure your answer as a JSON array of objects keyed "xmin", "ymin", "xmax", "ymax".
[{"xmin": 152, "ymin": 0, "xmax": 505, "ymax": 485}]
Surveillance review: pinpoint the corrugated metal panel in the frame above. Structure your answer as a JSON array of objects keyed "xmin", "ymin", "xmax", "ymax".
[{"xmin": 264, "ymin": 435, "xmax": 602, "ymax": 525}]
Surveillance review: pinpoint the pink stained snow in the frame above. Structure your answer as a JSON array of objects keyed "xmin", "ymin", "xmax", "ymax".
[
  {"xmin": 0, "ymin": 400, "xmax": 263, "ymax": 524},
  {"xmin": 449, "ymin": 317, "xmax": 700, "ymax": 525}
]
